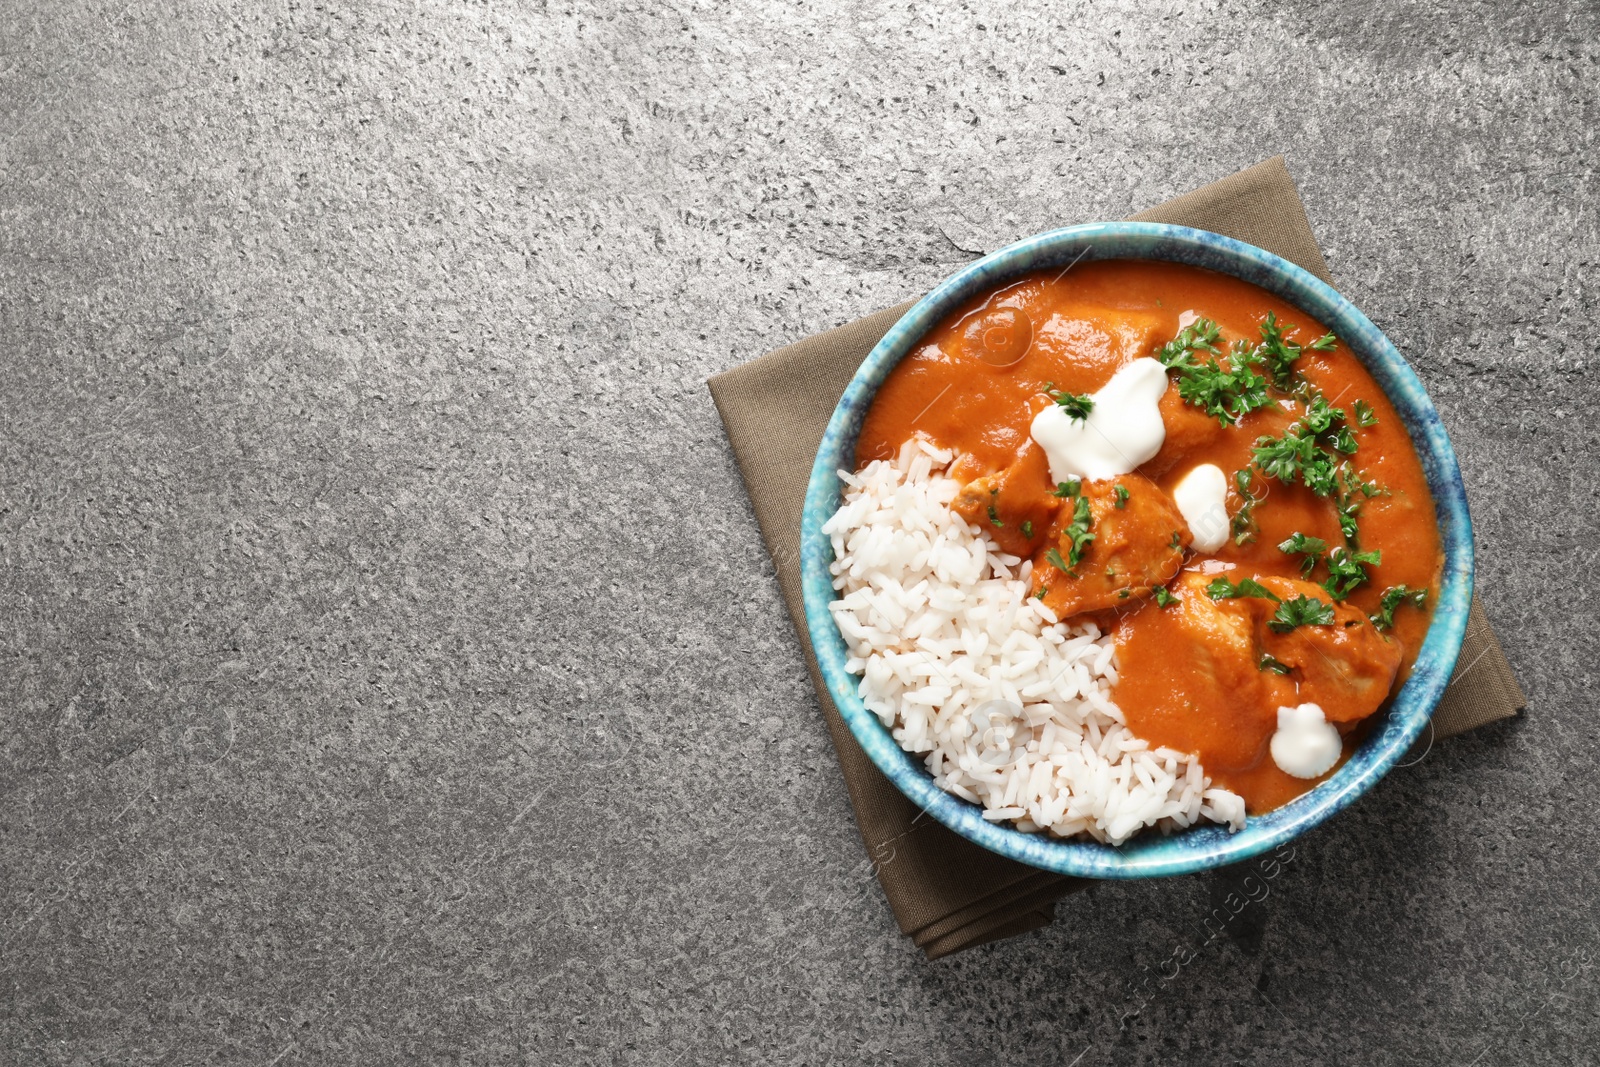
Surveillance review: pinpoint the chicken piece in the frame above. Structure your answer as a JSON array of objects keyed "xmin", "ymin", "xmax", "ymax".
[
  {"xmin": 1247, "ymin": 575, "xmax": 1403, "ymax": 723},
  {"xmin": 1166, "ymin": 571, "xmax": 1268, "ymax": 698},
  {"xmin": 1167, "ymin": 571, "xmax": 1255, "ymax": 659},
  {"xmin": 950, "ymin": 442, "xmax": 1060, "ymax": 558},
  {"xmin": 1154, "ymin": 571, "xmax": 1402, "ymax": 726},
  {"xmin": 1030, "ymin": 306, "xmax": 1167, "ymax": 385},
  {"xmin": 1141, "ymin": 388, "xmax": 1227, "ymax": 478},
  {"xmin": 1031, "ymin": 473, "xmax": 1191, "ymax": 619},
  {"xmin": 1151, "ymin": 572, "xmax": 1279, "ymax": 756}
]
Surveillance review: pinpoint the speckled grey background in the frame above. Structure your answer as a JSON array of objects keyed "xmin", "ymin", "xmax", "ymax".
[{"xmin": 1, "ymin": 1, "xmax": 1595, "ymax": 1064}]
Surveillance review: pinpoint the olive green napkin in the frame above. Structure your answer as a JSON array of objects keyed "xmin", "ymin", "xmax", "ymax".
[{"xmin": 707, "ymin": 156, "xmax": 1525, "ymax": 960}]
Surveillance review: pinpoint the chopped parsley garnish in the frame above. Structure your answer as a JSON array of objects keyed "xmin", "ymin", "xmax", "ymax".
[
  {"xmin": 1231, "ymin": 468, "xmax": 1262, "ymax": 545},
  {"xmin": 1155, "ymin": 318, "xmax": 1270, "ymax": 426},
  {"xmin": 1151, "ymin": 314, "xmax": 1385, "ymax": 551},
  {"xmin": 1035, "ymin": 585, "xmax": 1048, "ymax": 600},
  {"xmin": 1201, "ymin": 580, "xmax": 1337, "ymax": 634},
  {"xmin": 1045, "ymin": 547, "xmax": 1072, "ymax": 574},
  {"xmin": 1049, "ymin": 389, "xmax": 1095, "ymax": 419},
  {"xmin": 1253, "ymin": 420, "xmax": 1343, "ymax": 496},
  {"xmin": 1254, "ymin": 311, "xmax": 1337, "ymax": 391},
  {"xmin": 1053, "ymin": 479, "xmax": 1081, "ymax": 498},
  {"xmin": 1277, "ymin": 532, "xmax": 1329, "ymax": 576},
  {"xmin": 1168, "ymin": 530, "xmax": 1183, "ymax": 550},
  {"xmin": 1323, "ymin": 546, "xmax": 1381, "ymax": 601},
  {"xmin": 1298, "ymin": 392, "xmax": 1344, "ymax": 433},
  {"xmin": 1206, "ymin": 575, "xmax": 1281, "ymax": 602},
  {"xmin": 1155, "ymin": 314, "xmax": 1340, "ymax": 425},
  {"xmin": 1063, "ymin": 495, "xmax": 1095, "ymax": 568},
  {"xmin": 1371, "ymin": 584, "xmax": 1428, "ymax": 631},
  {"xmin": 1252, "ymin": 394, "xmax": 1378, "ymax": 522},
  {"xmin": 1274, "ymin": 533, "xmax": 1379, "ymax": 599},
  {"xmin": 1113, "ymin": 484, "xmax": 1129, "ymax": 509},
  {"xmin": 987, "ymin": 503, "xmax": 1003, "ymax": 527},
  {"xmin": 1117, "ymin": 589, "xmax": 1130, "ymax": 600},
  {"xmin": 1020, "ymin": 520, "xmax": 1034, "ymax": 539},
  {"xmin": 1153, "ymin": 586, "xmax": 1179, "ymax": 608},
  {"xmin": 1259, "ymin": 653, "xmax": 1293, "ymax": 675},
  {"xmin": 1176, "ymin": 351, "xmax": 1271, "ymax": 426},
  {"xmin": 1334, "ymin": 466, "xmax": 1388, "ymax": 543},
  {"xmin": 1269, "ymin": 594, "xmax": 1336, "ymax": 633},
  {"xmin": 1155, "ymin": 318, "xmax": 1223, "ymax": 368}
]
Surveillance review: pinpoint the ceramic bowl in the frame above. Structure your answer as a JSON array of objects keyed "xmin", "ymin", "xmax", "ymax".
[{"xmin": 799, "ymin": 221, "xmax": 1473, "ymax": 879}]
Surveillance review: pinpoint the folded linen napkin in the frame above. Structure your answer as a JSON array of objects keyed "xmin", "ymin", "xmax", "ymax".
[{"xmin": 708, "ymin": 156, "xmax": 1525, "ymax": 959}]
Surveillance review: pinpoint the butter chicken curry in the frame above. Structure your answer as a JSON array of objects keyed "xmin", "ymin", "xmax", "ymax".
[{"xmin": 856, "ymin": 260, "xmax": 1441, "ymax": 815}]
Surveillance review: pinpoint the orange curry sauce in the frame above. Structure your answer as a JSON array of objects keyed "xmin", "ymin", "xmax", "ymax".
[{"xmin": 856, "ymin": 260, "xmax": 1443, "ymax": 814}]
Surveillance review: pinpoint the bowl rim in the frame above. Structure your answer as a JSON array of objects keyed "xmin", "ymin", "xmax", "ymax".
[{"xmin": 798, "ymin": 221, "xmax": 1474, "ymax": 879}]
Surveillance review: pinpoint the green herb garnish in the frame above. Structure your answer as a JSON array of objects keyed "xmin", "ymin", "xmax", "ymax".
[
  {"xmin": 1155, "ymin": 315, "xmax": 1340, "ymax": 424},
  {"xmin": 1259, "ymin": 653, "xmax": 1293, "ymax": 675},
  {"xmin": 1113, "ymin": 484, "xmax": 1129, "ymax": 509},
  {"xmin": 1151, "ymin": 316, "xmax": 1380, "ymax": 547},
  {"xmin": 1253, "ymin": 311, "xmax": 1336, "ymax": 391},
  {"xmin": 1273, "ymin": 534, "xmax": 1379, "ymax": 598},
  {"xmin": 1297, "ymin": 393, "xmax": 1340, "ymax": 432},
  {"xmin": 1035, "ymin": 585, "xmax": 1048, "ymax": 600},
  {"xmin": 1053, "ymin": 479, "xmax": 1081, "ymax": 498},
  {"xmin": 1155, "ymin": 318, "xmax": 1224, "ymax": 369},
  {"xmin": 1231, "ymin": 469, "xmax": 1261, "ymax": 545},
  {"xmin": 1323, "ymin": 546, "xmax": 1381, "ymax": 601},
  {"xmin": 1155, "ymin": 318, "xmax": 1270, "ymax": 426},
  {"xmin": 1153, "ymin": 587, "xmax": 1179, "ymax": 608},
  {"xmin": 1371, "ymin": 585, "xmax": 1428, "ymax": 631},
  {"xmin": 987, "ymin": 503, "xmax": 1003, "ymax": 527},
  {"xmin": 1177, "ymin": 352, "xmax": 1271, "ymax": 426},
  {"xmin": 1020, "ymin": 520, "xmax": 1034, "ymax": 539},
  {"xmin": 1168, "ymin": 530, "xmax": 1183, "ymax": 550},
  {"xmin": 1252, "ymin": 393, "xmax": 1374, "ymax": 506},
  {"xmin": 1277, "ymin": 532, "xmax": 1329, "ymax": 577},
  {"xmin": 1253, "ymin": 422, "xmax": 1343, "ymax": 497},
  {"xmin": 1206, "ymin": 576, "xmax": 1281, "ymax": 602},
  {"xmin": 1049, "ymin": 389, "xmax": 1095, "ymax": 419},
  {"xmin": 1269, "ymin": 595, "xmax": 1336, "ymax": 633},
  {"xmin": 1045, "ymin": 547, "xmax": 1072, "ymax": 574},
  {"xmin": 1334, "ymin": 466, "xmax": 1388, "ymax": 543},
  {"xmin": 1063, "ymin": 495, "xmax": 1095, "ymax": 568}
]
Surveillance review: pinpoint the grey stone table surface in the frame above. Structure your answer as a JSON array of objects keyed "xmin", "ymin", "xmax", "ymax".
[{"xmin": 1, "ymin": 1, "xmax": 1595, "ymax": 1063}]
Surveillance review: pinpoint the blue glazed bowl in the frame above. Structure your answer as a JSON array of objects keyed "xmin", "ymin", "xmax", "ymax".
[{"xmin": 799, "ymin": 222, "xmax": 1473, "ymax": 879}]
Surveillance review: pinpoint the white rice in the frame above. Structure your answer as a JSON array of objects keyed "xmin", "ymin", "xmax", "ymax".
[{"xmin": 823, "ymin": 438, "xmax": 1246, "ymax": 846}]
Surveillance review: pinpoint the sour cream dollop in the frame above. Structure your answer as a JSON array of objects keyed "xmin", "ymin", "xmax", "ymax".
[
  {"xmin": 1030, "ymin": 357, "xmax": 1168, "ymax": 483},
  {"xmin": 1171, "ymin": 463, "xmax": 1230, "ymax": 553},
  {"xmin": 1270, "ymin": 703, "xmax": 1342, "ymax": 780}
]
